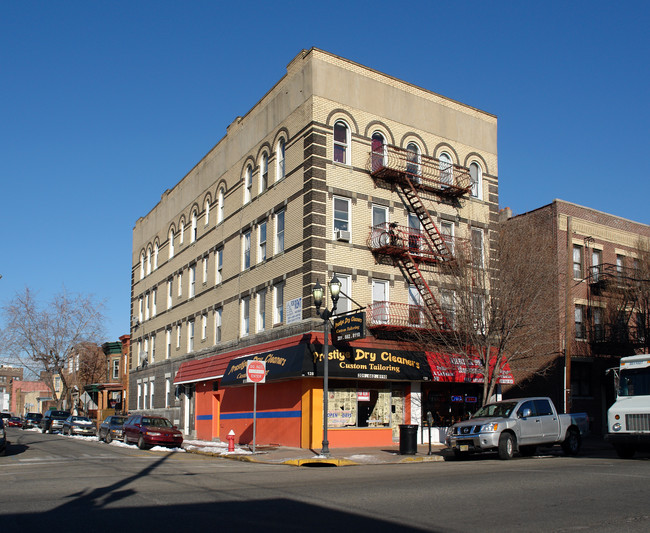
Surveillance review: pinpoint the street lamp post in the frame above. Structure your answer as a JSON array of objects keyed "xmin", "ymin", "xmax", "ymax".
[{"xmin": 312, "ymin": 274, "xmax": 341, "ymax": 457}]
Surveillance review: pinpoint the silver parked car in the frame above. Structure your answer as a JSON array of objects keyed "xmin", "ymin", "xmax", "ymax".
[
  {"xmin": 97, "ymin": 415, "xmax": 126, "ymax": 443},
  {"xmin": 62, "ymin": 416, "xmax": 97, "ymax": 437}
]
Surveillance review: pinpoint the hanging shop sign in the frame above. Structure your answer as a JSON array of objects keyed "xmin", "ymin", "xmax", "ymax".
[{"xmin": 332, "ymin": 311, "xmax": 366, "ymax": 342}]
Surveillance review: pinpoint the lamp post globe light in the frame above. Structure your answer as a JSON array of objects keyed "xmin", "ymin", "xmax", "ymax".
[{"xmin": 312, "ymin": 274, "xmax": 341, "ymax": 456}]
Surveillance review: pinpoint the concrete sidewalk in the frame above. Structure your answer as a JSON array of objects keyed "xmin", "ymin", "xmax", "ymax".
[
  {"xmin": 184, "ymin": 434, "xmax": 611, "ymax": 466},
  {"xmin": 188, "ymin": 442, "xmax": 447, "ymax": 466}
]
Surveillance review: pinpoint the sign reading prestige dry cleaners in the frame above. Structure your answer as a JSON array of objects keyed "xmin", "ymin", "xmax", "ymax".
[
  {"xmin": 310, "ymin": 347, "xmax": 432, "ymax": 381},
  {"xmin": 332, "ymin": 311, "xmax": 366, "ymax": 342}
]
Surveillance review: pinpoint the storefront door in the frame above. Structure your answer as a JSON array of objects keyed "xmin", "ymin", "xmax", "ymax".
[{"xmin": 391, "ymin": 387, "xmax": 405, "ymax": 440}]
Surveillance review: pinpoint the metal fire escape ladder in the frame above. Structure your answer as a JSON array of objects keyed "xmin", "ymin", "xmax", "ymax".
[
  {"xmin": 397, "ymin": 176, "xmax": 455, "ymax": 264},
  {"xmin": 397, "ymin": 250, "xmax": 450, "ymax": 330}
]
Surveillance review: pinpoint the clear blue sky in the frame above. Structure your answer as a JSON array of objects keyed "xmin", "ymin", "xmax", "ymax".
[{"xmin": 1, "ymin": 1, "xmax": 649, "ymax": 343}]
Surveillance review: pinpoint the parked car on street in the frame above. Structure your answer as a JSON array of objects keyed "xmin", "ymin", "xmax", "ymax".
[
  {"xmin": 7, "ymin": 417, "xmax": 23, "ymax": 427},
  {"xmin": 22, "ymin": 412, "xmax": 42, "ymax": 429},
  {"xmin": 98, "ymin": 415, "xmax": 126, "ymax": 443},
  {"xmin": 40, "ymin": 409, "xmax": 71, "ymax": 433},
  {"xmin": 122, "ymin": 415, "xmax": 183, "ymax": 450},
  {"xmin": 0, "ymin": 418, "xmax": 6, "ymax": 456},
  {"xmin": 62, "ymin": 415, "xmax": 97, "ymax": 436},
  {"xmin": 446, "ymin": 397, "xmax": 589, "ymax": 460}
]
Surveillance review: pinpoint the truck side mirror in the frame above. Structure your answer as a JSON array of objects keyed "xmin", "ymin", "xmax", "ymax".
[{"xmin": 519, "ymin": 408, "xmax": 532, "ymax": 419}]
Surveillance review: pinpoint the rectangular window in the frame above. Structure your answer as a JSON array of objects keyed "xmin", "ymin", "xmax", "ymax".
[
  {"xmin": 441, "ymin": 290, "xmax": 455, "ymax": 328},
  {"xmin": 215, "ymin": 308, "xmax": 222, "ymax": 343},
  {"xmin": 165, "ymin": 378, "xmax": 171, "ymax": 408},
  {"xmin": 216, "ymin": 248, "xmax": 223, "ymax": 284},
  {"xmin": 274, "ymin": 283, "xmax": 284, "ymax": 324},
  {"xmin": 143, "ymin": 382, "xmax": 148, "ymax": 410},
  {"xmin": 472, "ymin": 294, "xmax": 485, "ymax": 333},
  {"xmin": 257, "ymin": 290, "xmax": 266, "ymax": 332},
  {"xmin": 138, "ymin": 297, "xmax": 143, "ymax": 323},
  {"xmin": 178, "ymin": 271, "xmax": 183, "ymax": 297},
  {"xmin": 275, "ymin": 210, "xmax": 285, "ymax": 253},
  {"xmin": 203, "ymin": 256, "xmax": 208, "ymax": 284},
  {"xmin": 471, "ymin": 228, "xmax": 484, "ymax": 268},
  {"xmin": 616, "ymin": 254, "xmax": 625, "ymax": 280},
  {"xmin": 188, "ymin": 320, "xmax": 195, "ymax": 352},
  {"xmin": 167, "ymin": 280, "xmax": 173, "ymax": 310},
  {"xmin": 336, "ymin": 274, "xmax": 351, "ymax": 314},
  {"xmin": 441, "ymin": 221, "xmax": 454, "ymax": 253},
  {"xmin": 408, "ymin": 284, "xmax": 422, "ymax": 326},
  {"xmin": 150, "ymin": 380, "xmax": 155, "ymax": 409},
  {"xmin": 575, "ymin": 305, "xmax": 585, "ymax": 339},
  {"xmin": 333, "ymin": 197, "xmax": 350, "ymax": 235},
  {"xmin": 202, "ymin": 314, "xmax": 207, "ymax": 340},
  {"xmin": 593, "ymin": 307, "xmax": 604, "ymax": 341},
  {"xmin": 151, "ymin": 334, "xmax": 156, "ymax": 362},
  {"xmin": 243, "ymin": 231, "xmax": 251, "ymax": 270},
  {"xmin": 592, "ymin": 249, "xmax": 602, "ymax": 281},
  {"xmin": 137, "ymin": 383, "xmax": 142, "ymax": 410},
  {"xmin": 372, "ymin": 279, "xmax": 389, "ymax": 325},
  {"xmin": 242, "ymin": 297, "xmax": 250, "ymax": 337},
  {"xmin": 189, "ymin": 264, "xmax": 196, "ymax": 298},
  {"xmin": 145, "ymin": 292, "xmax": 150, "ymax": 320},
  {"xmin": 143, "ymin": 338, "xmax": 149, "ymax": 364},
  {"xmin": 176, "ymin": 325, "xmax": 181, "ymax": 349},
  {"xmin": 573, "ymin": 245, "xmax": 583, "ymax": 279},
  {"xmin": 152, "ymin": 289, "xmax": 157, "ymax": 317},
  {"xmin": 112, "ymin": 359, "xmax": 120, "ymax": 380},
  {"xmin": 258, "ymin": 221, "xmax": 267, "ymax": 262},
  {"xmin": 166, "ymin": 328, "xmax": 171, "ymax": 359}
]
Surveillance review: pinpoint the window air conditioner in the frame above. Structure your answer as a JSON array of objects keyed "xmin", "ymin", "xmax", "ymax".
[{"xmin": 335, "ymin": 229, "xmax": 351, "ymax": 242}]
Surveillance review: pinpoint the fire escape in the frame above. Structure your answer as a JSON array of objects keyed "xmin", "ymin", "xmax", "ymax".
[
  {"xmin": 365, "ymin": 145, "xmax": 472, "ymax": 334},
  {"xmin": 587, "ymin": 263, "xmax": 646, "ymax": 354}
]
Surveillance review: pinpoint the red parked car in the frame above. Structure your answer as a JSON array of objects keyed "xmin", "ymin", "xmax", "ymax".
[
  {"xmin": 7, "ymin": 417, "xmax": 22, "ymax": 427},
  {"xmin": 122, "ymin": 415, "xmax": 183, "ymax": 450}
]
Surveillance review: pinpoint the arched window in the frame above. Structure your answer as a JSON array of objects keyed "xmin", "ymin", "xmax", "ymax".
[
  {"xmin": 469, "ymin": 161, "xmax": 482, "ymax": 199},
  {"xmin": 371, "ymin": 132, "xmax": 385, "ymax": 173},
  {"xmin": 439, "ymin": 152, "xmax": 453, "ymax": 186},
  {"xmin": 179, "ymin": 221, "xmax": 185, "ymax": 244},
  {"xmin": 217, "ymin": 187, "xmax": 225, "ymax": 224},
  {"xmin": 191, "ymin": 211, "xmax": 197, "ymax": 243},
  {"xmin": 406, "ymin": 142, "xmax": 421, "ymax": 180},
  {"xmin": 140, "ymin": 252, "xmax": 145, "ymax": 279},
  {"xmin": 260, "ymin": 153, "xmax": 268, "ymax": 193},
  {"xmin": 244, "ymin": 164, "xmax": 253, "ymax": 204},
  {"xmin": 204, "ymin": 198, "xmax": 210, "ymax": 225},
  {"xmin": 333, "ymin": 121, "xmax": 350, "ymax": 165},
  {"xmin": 169, "ymin": 229, "xmax": 175, "ymax": 259},
  {"xmin": 146, "ymin": 248, "xmax": 152, "ymax": 275},
  {"xmin": 153, "ymin": 243, "xmax": 159, "ymax": 270},
  {"xmin": 276, "ymin": 138, "xmax": 286, "ymax": 181}
]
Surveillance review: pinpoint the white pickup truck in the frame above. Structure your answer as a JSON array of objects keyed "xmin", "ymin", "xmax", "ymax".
[{"xmin": 446, "ymin": 397, "xmax": 589, "ymax": 460}]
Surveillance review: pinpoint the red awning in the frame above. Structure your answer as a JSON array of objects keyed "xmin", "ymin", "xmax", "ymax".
[
  {"xmin": 426, "ymin": 351, "xmax": 514, "ymax": 385},
  {"xmin": 173, "ymin": 353, "xmax": 232, "ymax": 385}
]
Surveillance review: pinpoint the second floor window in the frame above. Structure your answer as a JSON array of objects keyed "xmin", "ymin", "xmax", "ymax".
[
  {"xmin": 112, "ymin": 359, "xmax": 120, "ymax": 380},
  {"xmin": 274, "ymin": 283, "xmax": 284, "ymax": 324},
  {"xmin": 333, "ymin": 197, "xmax": 350, "ymax": 235},
  {"xmin": 575, "ymin": 305, "xmax": 586, "ymax": 339},
  {"xmin": 216, "ymin": 248, "xmax": 223, "ymax": 284},
  {"xmin": 275, "ymin": 210, "xmax": 285, "ymax": 253}
]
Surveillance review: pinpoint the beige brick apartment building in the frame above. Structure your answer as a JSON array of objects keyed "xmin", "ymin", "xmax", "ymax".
[
  {"xmin": 504, "ymin": 200, "xmax": 650, "ymax": 433},
  {"xmin": 130, "ymin": 48, "xmax": 503, "ymax": 447}
]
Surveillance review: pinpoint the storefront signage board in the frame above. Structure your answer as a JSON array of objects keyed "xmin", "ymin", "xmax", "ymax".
[{"xmin": 332, "ymin": 311, "xmax": 366, "ymax": 342}]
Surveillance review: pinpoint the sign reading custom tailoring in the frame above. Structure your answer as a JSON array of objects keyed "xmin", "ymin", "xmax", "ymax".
[
  {"xmin": 310, "ymin": 346, "xmax": 432, "ymax": 381},
  {"xmin": 332, "ymin": 311, "xmax": 366, "ymax": 342}
]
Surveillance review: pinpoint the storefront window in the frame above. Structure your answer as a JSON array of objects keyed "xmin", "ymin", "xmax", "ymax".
[
  {"xmin": 327, "ymin": 381, "xmax": 402, "ymax": 429},
  {"xmin": 422, "ymin": 383, "xmax": 483, "ymax": 426}
]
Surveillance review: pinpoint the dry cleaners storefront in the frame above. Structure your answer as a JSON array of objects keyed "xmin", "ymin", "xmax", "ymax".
[{"xmin": 173, "ymin": 333, "xmax": 512, "ymax": 449}]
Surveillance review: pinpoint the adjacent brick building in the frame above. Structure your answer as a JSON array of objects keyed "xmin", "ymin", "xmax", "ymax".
[{"xmin": 503, "ymin": 200, "xmax": 650, "ymax": 433}]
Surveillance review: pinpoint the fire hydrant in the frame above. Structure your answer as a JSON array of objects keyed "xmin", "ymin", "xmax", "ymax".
[{"xmin": 227, "ymin": 430, "xmax": 235, "ymax": 452}]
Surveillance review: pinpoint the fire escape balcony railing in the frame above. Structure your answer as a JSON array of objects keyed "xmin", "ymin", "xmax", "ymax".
[
  {"xmin": 367, "ymin": 301, "xmax": 453, "ymax": 332},
  {"xmin": 367, "ymin": 223, "xmax": 470, "ymax": 264},
  {"xmin": 366, "ymin": 146, "xmax": 472, "ymax": 197}
]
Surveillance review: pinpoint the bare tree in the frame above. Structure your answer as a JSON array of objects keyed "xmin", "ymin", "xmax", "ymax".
[
  {"xmin": 1, "ymin": 288, "xmax": 105, "ymax": 408},
  {"xmin": 408, "ymin": 217, "xmax": 560, "ymax": 405}
]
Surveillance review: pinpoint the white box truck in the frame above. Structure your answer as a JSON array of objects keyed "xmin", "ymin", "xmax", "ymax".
[{"xmin": 605, "ymin": 354, "xmax": 650, "ymax": 458}]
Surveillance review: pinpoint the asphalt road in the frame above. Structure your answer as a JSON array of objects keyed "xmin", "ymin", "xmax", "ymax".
[{"xmin": 2, "ymin": 428, "xmax": 649, "ymax": 533}]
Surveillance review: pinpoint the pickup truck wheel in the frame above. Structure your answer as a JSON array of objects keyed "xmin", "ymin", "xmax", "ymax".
[
  {"xmin": 498, "ymin": 433, "xmax": 515, "ymax": 460},
  {"xmin": 562, "ymin": 428, "xmax": 581, "ymax": 456},
  {"xmin": 614, "ymin": 444, "xmax": 635, "ymax": 459}
]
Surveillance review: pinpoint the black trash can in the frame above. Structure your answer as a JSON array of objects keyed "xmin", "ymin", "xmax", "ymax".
[{"xmin": 399, "ymin": 424, "xmax": 419, "ymax": 455}]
